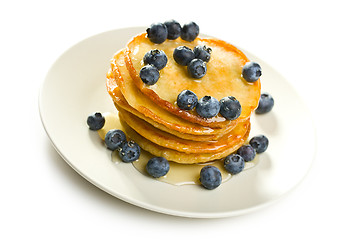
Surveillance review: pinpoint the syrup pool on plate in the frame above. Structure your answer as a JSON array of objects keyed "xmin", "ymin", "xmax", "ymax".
[{"xmin": 97, "ymin": 112, "xmax": 259, "ymax": 186}]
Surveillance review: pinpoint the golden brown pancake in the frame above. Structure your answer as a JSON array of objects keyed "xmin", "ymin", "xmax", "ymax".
[
  {"xmin": 105, "ymin": 33, "xmax": 260, "ymax": 164},
  {"xmin": 118, "ymin": 108, "xmax": 250, "ymax": 154},
  {"xmin": 120, "ymin": 118, "xmax": 251, "ymax": 164},
  {"xmin": 125, "ymin": 33, "xmax": 261, "ymax": 128},
  {"xmin": 112, "ymin": 93, "xmax": 230, "ymax": 141},
  {"xmin": 106, "ymin": 70, "xmax": 233, "ymax": 140},
  {"xmin": 108, "ymin": 50, "xmax": 238, "ymax": 136}
]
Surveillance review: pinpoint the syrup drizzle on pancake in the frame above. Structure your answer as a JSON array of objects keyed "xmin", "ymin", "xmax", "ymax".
[{"xmin": 125, "ymin": 33, "xmax": 261, "ymax": 127}]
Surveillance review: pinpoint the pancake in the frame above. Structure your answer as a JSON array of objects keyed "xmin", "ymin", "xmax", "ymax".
[
  {"xmin": 105, "ymin": 31, "xmax": 261, "ymax": 164},
  {"xmin": 106, "ymin": 70, "xmax": 232, "ymax": 140},
  {"xmin": 112, "ymin": 92, "xmax": 229, "ymax": 141},
  {"xmin": 120, "ymin": 119, "xmax": 251, "ymax": 164},
  {"xmin": 108, "ymin": 49, "xmax": 238, "ymax": 136},
  {"xmin": 118, "ymin": 108, "xmax": 250, "ymax": 154},
  {"xmin": 125, "ymin": 33, "xmax": 261, "ymax": 127}
]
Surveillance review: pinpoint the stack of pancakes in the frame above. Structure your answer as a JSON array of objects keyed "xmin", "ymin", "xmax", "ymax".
[{"xmin": 106, "ymin": 32, "xmax": 261, "ymax": 164}]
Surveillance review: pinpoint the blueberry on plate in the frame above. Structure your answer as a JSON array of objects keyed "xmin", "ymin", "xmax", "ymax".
[
  {"xmin": 87, "ymin": 112, "xmax": 105, "ymax": 130},
  {"xmin": 177, "ymin": 89, "xmax": 198, "ymax": 110},
  {"xmin": 143, "ymin": 49, "xmax": 168, "ymax": 70},
  {"xmin": 139, "ymin": 65, "xmax": 160, "ymax": 85},
  {"xmin": 256, "ymin": 93, "xmax": 274, "ymax": 114},
  {"xmin": 249, "ymin": 135, "xmax": 269, "ymax": 153},
  {"xmin": 164, "ymin": 19, "xmax": 181, "ymax": 40},
  {"xmin": 187, "ymin": 59, "xmax": 207, "ymax": 79},
  {"xmin": 193, "ymin": 45, "xmax": 212, "ymax": 62},
  {"xmin": 219, "ymin": 96, "xmax": 242, "ymax": 120},
  {"xmin": 237, "ymin": 144, "xmax": 256, "ymax": 162},
  {"xmin": 104, "ymin": 129, "xmax": 126, "ymax": 151},
  {"xmin": 146, "ymin": 157, "xmax": 170, "ymax": 178},
  {"xmin": 181, "ymin": 21, "xmax": 199, "ymax": 42},
  {"xmin": 118, "ymin": 140, "xmax": 141, "ymax": 163},
  {"xmin": 173, "ymin": 46, "xmax": 195, "ymax": 66},
  {"xmin": 242, "ymin": 62, "xmax": 262, "ymax": 82},
  {"xmin": 146, "ymin": 22, "xmax": 168, "ymax": 44},
  {"xmin": 196, "ymin": 95, "xmax": 220, "ymax": 118},
  {"xmin": 199, "ymin": 166, "xmax": 222, "ymax": 190},
  {"xmin": 224, "ymin": 153, "xmax": 245, "ymax": 175}
]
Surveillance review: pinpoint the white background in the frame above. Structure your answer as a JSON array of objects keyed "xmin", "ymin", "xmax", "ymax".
[{"xmin": 1, "ymin": 0, "xmax": 359, "ymax": 239}]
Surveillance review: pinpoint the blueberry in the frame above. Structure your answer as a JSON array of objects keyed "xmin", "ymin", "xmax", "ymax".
[
  {"xmin": 187, "ymin": 59, "xmax": 207, "ymax": 79},
  {"xmin": 181, "ymin": 22, "xmax": 199, "ymax": 42},
  {"xmin": 193, "ymin": 45, "xmax": 212, "ymax": 62},
  {"xmin": 139, "ymin": 65, "xmax": 160, "ymax": 85},
  {"xmin": 143, "ymin": 49, "xmax": 168, "ymax": 70},
  {"xmin": 87, "ymin": 112, "xmax": 105, "ymax": 130},
  {"xmin": 242, "ymin": 62, "xmax": 262, "ymax": 82},
  {"xmin": 104, "ymin": 129, "xmax": 126, "ymax": 151},
  {"xmin": 146, "ymin": 157, "xmax": 170, "ymax": 178},
  {"xmin": 164, "ymin": 19, "xmax": 181, "ymax": 40},
  {"xmin": 249, "ymin": 135, "xmax": 269, "ymax": 153},
  {"xmin": 118, "ymin": 140, "xmax": 141, "ymax": 163},
  {"xmin": 219, "ymin": 96, "xmax": 242, "ymax": 120},
  {"xmin": 177, "ymin": 90, "xmax": 198, "ymax": 110},
  {"xmin": 196, "ymin": 96, "xmax": 220, "ymax": 118},
  {"xmin": 146, "ymin": 22, "xmax": 168, "ymax": 44},
  {"xmin": 173, "ymin": 46, "xmax": 195, "ymax": 66},
  {"xmin": 224, "ymin": 153, "xmax": 245, "ymax": 174},
  {"xmin": 256, "ymin": 93, "xmax": 274, "ymax": 114},
  {"xmin": 199, "ymin": 166, "xmax": 222, "ymax": 190},
  {"xmin": 237, "ymin": 144, "xmax": 256, "ymax": 162}
]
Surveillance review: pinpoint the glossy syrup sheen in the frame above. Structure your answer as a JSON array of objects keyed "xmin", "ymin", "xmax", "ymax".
[{"xmin": 98, "ymin": 112, "xmax": 258, "ymax": 186}]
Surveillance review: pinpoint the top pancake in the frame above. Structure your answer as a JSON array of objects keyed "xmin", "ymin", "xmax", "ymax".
[
  {"xmin": 125, "ymin": 33, "xmax": 261, "ymax": 128},
  {"xmin": 109, "ymin": 49, "xmax": 238, "ymax": 136}
]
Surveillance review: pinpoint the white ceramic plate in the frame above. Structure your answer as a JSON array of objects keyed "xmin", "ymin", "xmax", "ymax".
[{"xmin": 39, "ymin": 27, "xmax": 316, "ymax": 218}]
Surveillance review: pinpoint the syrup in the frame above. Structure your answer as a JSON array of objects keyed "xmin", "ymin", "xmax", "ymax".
[{"xmin": 98, "ymin": 112, "xmax": 258, "ymax": 186}]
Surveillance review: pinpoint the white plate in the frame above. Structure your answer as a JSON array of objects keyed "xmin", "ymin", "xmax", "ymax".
[{"xmin": 39, "ymin": 27, "xmax": 316, "ymax": 218}]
